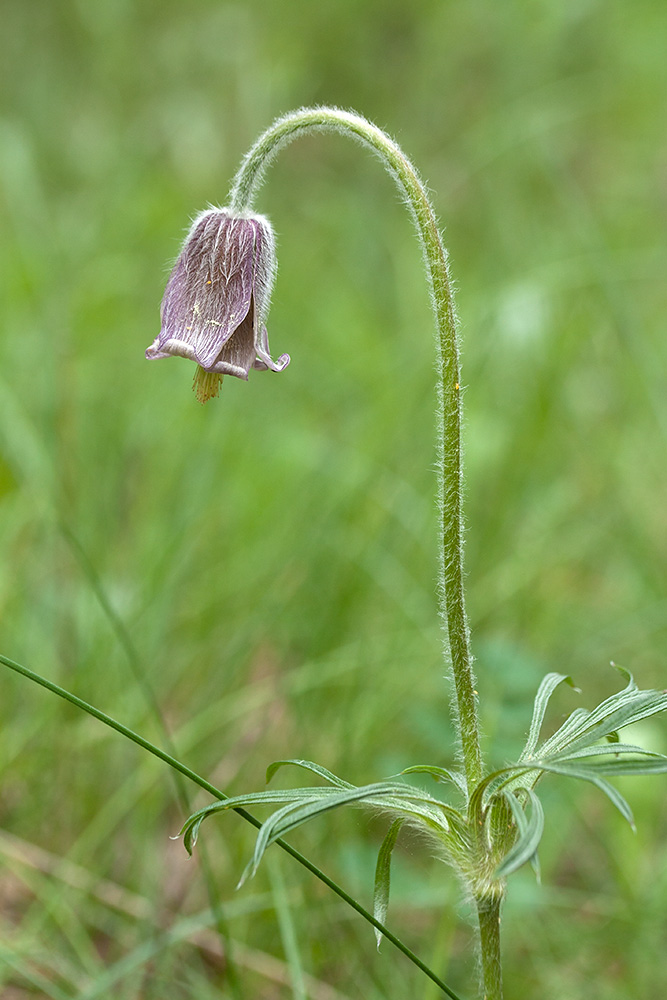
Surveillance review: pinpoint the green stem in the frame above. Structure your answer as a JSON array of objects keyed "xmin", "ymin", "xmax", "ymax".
[
  {"xmin": 230, "ymin": 107, "xmax": 482, "ymax": 792},
  {"xmin": 0, "ymin": 651, "xmax": 465, "ymax": 1000},
  {"xmin": 476, "ymin": 896, "xmax": 503, "ymax": 1000}
]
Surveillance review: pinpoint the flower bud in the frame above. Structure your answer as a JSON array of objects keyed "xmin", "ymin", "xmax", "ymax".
[{"xmin": 146, "ymin": 208, "xmax": 289, "ymax": 401}]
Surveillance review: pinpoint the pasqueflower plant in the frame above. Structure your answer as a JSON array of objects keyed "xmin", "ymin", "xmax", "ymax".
[
  {"xmin": 3, "ymin": 106, "xmax": 666, "ymax": 1000},
  {"xmin": 147, "ymin": 108, "xmax": 667, "ymax": 1000}
]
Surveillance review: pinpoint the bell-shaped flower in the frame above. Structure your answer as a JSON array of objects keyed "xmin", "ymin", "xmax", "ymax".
[{"xmin": 146, "ymin": 208, "xmax": 289, "ymax": 401}]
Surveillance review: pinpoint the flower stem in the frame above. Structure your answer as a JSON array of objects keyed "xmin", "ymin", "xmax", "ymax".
[
  {"xmin": 229, "ymin": 108, "xmax": 483, "ymax": 793},
  {"xmin": 476, "ymin": 896, "xmax": 503, "ymax": 1000}
]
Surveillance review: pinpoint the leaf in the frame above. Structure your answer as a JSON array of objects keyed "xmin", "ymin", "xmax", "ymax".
[
  {"xmin": 244, "ymin": 798, "xmax": 325, "ymax": 885},
  {"xmin": 532, "ymin": 761, "xmax": 635, "ymax": 829},
  {"xmin": 544, "ymin": 757, "xmax": 667, "ymax": 778},
  {"xmin": 266, "ymin": 759, "xmax": 354, "ymax": 789},
  {"xmin": 400, "ymin": 765, "xmax": 467, "ymax": 797},
  {"xmin": 256, "ymin": 782, "xmax": 448, "ymax": 847},
  {"xmin": 467, "ymin": 767, "xmax": 518, "ymax": 829},
  {"xmin": 360, "ymin": 793, "xmax": 464, "ymax": 839},
  {"xmin": 550, "ymin": 743, "xmax": 667, "ymax": 764},
  {"xmin": 520, "ymin": 673, "xmax": 579, "ymax": 762},
  {"xmin": 539, "ymin": 668, "xmax": 667, "ymax": 759},
  {"xmin": 179, "ymin": 787, "xmax": 342, "ymax": 855},
  {"xmin": 494, "ymin": 789, "xmax": 544, "ymax": 879},
  {"xmin": 373, "ymin": 819, "xmax": 404, "ymax": 949},
  {"xmin": 241, "ymin": 782, "xmax": 456, "ymax": 879},
  {"xmin": 539, "ymin": 707, "xmax": 590, "ymax": 756}
]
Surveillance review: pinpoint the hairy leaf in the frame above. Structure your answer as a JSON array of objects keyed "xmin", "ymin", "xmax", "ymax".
[
  {"xmin": 373, "ymin": 819, "xmax": 404, "ymax": 949},
  {"xmin": 180, "ymin": 787, "xmax": 340, "ymax": 855},
  {"xmin": 495, "ymin": 789, "xmax": 544, "ymax": 879},
  {"xmin": 533, "ymin": 761, "xmax": 635, "ymax": 828},
  {"xmin": 400, "ymin": 765, "xmax": 467, "ymax": 797},
  {"xmin": 520, "ymin": 673, "xmax": 579, "ymax": 762},
  {"xmin": 266, "ymin": 759, "xmax": 354, "ymax": 788},
  {"xmin": 539, "ymin": 668, "xmax": 667, "ymax": 758}
]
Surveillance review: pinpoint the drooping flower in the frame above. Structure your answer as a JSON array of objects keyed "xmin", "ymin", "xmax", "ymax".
[{"xmin": 146, "ymin": 208, "xmax": 289, "ymax": 401}]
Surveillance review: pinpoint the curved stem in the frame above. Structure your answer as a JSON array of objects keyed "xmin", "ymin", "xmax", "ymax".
[{"xmin": 230, "ymin": 107, "xmax": 482, "ymax": 792}]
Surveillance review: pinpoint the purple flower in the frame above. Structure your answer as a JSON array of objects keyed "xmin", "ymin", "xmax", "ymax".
[{"xmin": 146, "ymin": 208, "xmax": 289, "ymax": 401}]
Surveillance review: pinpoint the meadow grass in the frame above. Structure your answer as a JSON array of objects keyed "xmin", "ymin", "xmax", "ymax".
[{"xmin": 1, "ymin": 1, "xmax": 666, "ymax": 997}]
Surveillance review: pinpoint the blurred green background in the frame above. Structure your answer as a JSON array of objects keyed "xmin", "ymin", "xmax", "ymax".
[{"xmin": 1, "ymin": 1, "xmax": 666, "ymax": 997}]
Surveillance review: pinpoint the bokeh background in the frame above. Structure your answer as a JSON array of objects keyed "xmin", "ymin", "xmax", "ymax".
[{"xmin": 1, "ymin": 1, "xmax": 666, "ymax": 997}]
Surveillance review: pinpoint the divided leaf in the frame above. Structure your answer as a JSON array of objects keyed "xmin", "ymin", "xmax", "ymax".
[
  {"xmin": 179, "ymin": 777, "xmax": 464, "ymax": 876},
  {"xmin": 539, "ymin": 667, "xmax": 667, "ymax": 759}
]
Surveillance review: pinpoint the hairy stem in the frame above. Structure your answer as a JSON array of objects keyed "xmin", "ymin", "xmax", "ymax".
[
  {"xmin": 476, "ymin": 896, "xmax": 503, "ymax": 1000},
  {"xmin": 230, "ymin": 107, "xmax": 482, "ymax": 792}
]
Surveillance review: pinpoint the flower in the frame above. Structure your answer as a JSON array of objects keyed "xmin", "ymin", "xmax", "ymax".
[{"xmin": 146, "ymin": 208, "xmax": 289, "ymax": 401}]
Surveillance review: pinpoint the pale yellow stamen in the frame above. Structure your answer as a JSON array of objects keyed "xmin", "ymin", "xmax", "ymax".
[{"xmin": 193, "ymin": 366, "xmax": 223, "ymax": 403}]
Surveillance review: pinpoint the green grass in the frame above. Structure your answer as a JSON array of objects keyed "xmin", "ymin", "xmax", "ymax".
[{"xmin": 1, "ymin": 1, "xmax": 667, "ymax": 997}]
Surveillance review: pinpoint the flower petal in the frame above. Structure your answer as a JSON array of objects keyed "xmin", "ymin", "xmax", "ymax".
[
  {"xmin": 253, "ymin": 324, "xmax": 291, "ymax": 372},
  {"xmin": 158, "ymin": 211, "xmax": 256, "ymax": 370},
  {"xmin": 207, "ymin": 308, "xmax": 256, "ymax": 379}
]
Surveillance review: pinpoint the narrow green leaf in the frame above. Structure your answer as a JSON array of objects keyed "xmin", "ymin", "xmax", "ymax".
[
  {"xmin": 533, "ymin": 761, "xmax": 635, "ymax": 828},
  {"xmin": 546, "ymin": 757, "xmax": 667, "ymax": 778},
  {"xmin": 540, "ymin": 707, "xmax": 590, "ymax": 756},
  {"xmin": 520, "ymin": 673, "xmax": 579, "ymax": 762},
  {"xmin": 400, "ymin": 765, "xmax": 466, "ymax": 796},
  {"xmin": 245, "ymin": 781, "xmax": 463, "ymax": 879},
  {"xmin": 549, "ymin": 743, "xmax": 666, "ymax": 764},
  {"xmin": 245, "ymin": 783, "xmax": 427, "ymax": 877},
  {"xmin": 373, "ymin": 819, "xmax": 404, "ymax": 949},
  {"xmin": 540, "ymin": 676, "xmax": 667, "ymax": 758},
  {"xmin": 179, "ymin": 787, "xmax": 342, "ymax": 854},
  {"xmin": 266, "ymin": 759, "xmax": 354, "ymax": 789},
  {"xmin": 468, "ymin": 766, "xmax": 525, "ymax": 828},
  {"xmin": 610, "ymin": 662, "xmax": 633, "ymax": 687},
  {"xmin": 246, "ymin": 799, "xmax": 323, "ymax": 884},
  {"xmin": 495, "ymin": 790, "xmax": 544, "ymax": 878},
  {"xmin": 358, "ymin": 794, "xmax": 461, "ymax": 836}
]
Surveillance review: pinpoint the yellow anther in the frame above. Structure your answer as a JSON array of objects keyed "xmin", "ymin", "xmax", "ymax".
[{"xmin": 193, "ymin": 366, "xmax": 223, "ymax": 403}]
